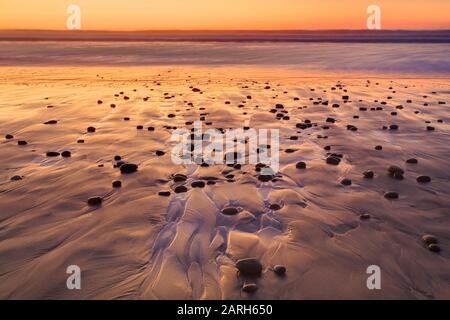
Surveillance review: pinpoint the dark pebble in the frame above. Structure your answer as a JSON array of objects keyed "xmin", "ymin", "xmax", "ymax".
[
  {"xmin": 296, "ymin": 161, "xmax": 306, "ymax": 169},
  {"xmin": 174, "ymin": 185, "xmax": 188, "ymax": 193},
  {"xmin": 242, "ymin": 283, "xmax": 258, "ymax": 293},
  {"xmin": 221, "ymin": 207, "xmax": 239, "ymax": 215},
  {"xmin": 406, "ymin": 158, "xmax": 418, "ymax": 164},
  {"xmin": 363, "ymin": 171, "xmax": 374, "ymax": 179},
  {"xmin": 269, "ymin": 204, "xmax": 282, "ymax": 211},
  {"xmin": 61, "ymin": 151, "xmax": 71, "ymax": 157},
  {"xmin": 158, "ymin": 191, "xmax": 171, "ymax": 197},
  {"xmin": 191, "ymin": 181, "xmax": 205, "ymax": 188},
  {"xmin": 18, "ymin": 140, "xmax": 27, "ymax": 145},
  {"xmin": 5, "ymin": 134, "xmax": 13, "ymax": 139},
  {"xmin": 258, "ymin": 175, "xmax": 273, "ymax": 182},
  {"xmin": 341, "ymin": 178, "xmax": 352, "ymax": 186},
  {"xmin": 375, "ymin": 145, "xmax": 382, "ymax": 150},
  {"xmin": 87, "ymin": 126, "xmax": 96, "ymax": 133},
  {"xmin": 236, "ymin": 258, "xmax": 262, "ymax": 277},
  {"xmin": 428, "ymin": 244, "xmax": 441, "ymax": 253},
  {"xmin": 112, "ymin": 180, "xmax": 122, "ymax": 188},
  {"xmin": 87, "ymin": 196, "xmax": 103, "ymax": 206},
  {"xmin": 326, "ymin": 156, "xmax": 341, "ymax": 165},
  {"xmin": 120, "ymin": 163, "xmax": 138, "ymax": 174},
  {"xmin": 10, "ymin": 175, "xmax": 22, "ymax": 181},
  {"xmin": 384, "ymin": 191, "xmax": 399, "ymax": 199},
  {"xmin": 46, "ymin": 151, "xmax": 60, "ymax": 157},
  {"xmin": 155, "ymin": 150, "xmax": 165, "ymax": 156},
  {"xmin": 417, "ymin": 175, "xmax": 431, "ymax": 183}
]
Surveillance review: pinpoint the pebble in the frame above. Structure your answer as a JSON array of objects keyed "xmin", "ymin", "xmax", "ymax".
[
  {"xmin": 87, "ymin": 196, "xmax": 103, "ymax": 206},
  {"xmin": 112, "ymin": 180, "xmax": 122, "ymax": 188},
  {"xmin": 120, "ymin": 163, "xmax": 138, "ymax": 174},
  {"xmin": 221, "ymin": 207, "xmax": 239, "ymax": 215},
  {"xmin": 46, "ymin": 151, "xmax": 60, "ymax": 157},
  {"xmin": 155, "ymin": 150, "xmax": 165, "ymax": 156},
  {"xmin": 173, "ymin": 174, "xmax": 187, "ymax": 182},
  {"xmin": 5, "ymin": 134, "xmax": 13, "ymax": 139},
  {"xmin": 44, "ymin": 120, "xmax": 58, "ymax": 124},
  {"xmin": 384, "ymin": 191, "xmax": 399, "ymax": 199},
  {"xmin": 242, "ymin": 283, "xmax": 258, "ymax": 293},
  {"xmin": 273, "ymin": 265, "xmax": 286, "ymax": 276},
  {"xmin": 421, "ymin": 234, "xmax": 438, "ymax": 245},
  {"xmin": 10, "ymin": 175, "xmax": 22, "ymax": 181},
  {"xmin": 417, "ymin": 175, "xmax": 431, "ymax": 183},
  {"xmin": 341, "ymin": 178, "xmax": 352, "ymax": 186},
  {"xmin": 18, "ymin": 140, "xmax": 27, "ymax": 145},
  {"xmin": 258, "ymin": 175, "xmax": 273, "ymax": 182},
  {"xmin": 406, "ymin": 158, "xmax": 418, "ymax": 164},
  {"xmin": 174, "ymin": 185, "xmax": 188, "ymax": 193},
  {"xmin": 326, "ymin": 156, "xmax": 341, "ymax": 165},
  {"xmin": 388, "ymin": 166, "xmax": 404, "ymax": 179},
  {"xmin": 374, "ymin": 145, "xmax": 382, "ymax": 150},
  {"xmin": 236, "ymin": 258, "xmax": 262, "ymax": 277},
  {"xmin": 61, "ymin": 151, "xmax": 71, "ymax": 157},
  {"xmin": 158, "ymin": 191, "xmax": 171, "ymax": 197},
  {"xmin": 296, "ymin": 161, "xmax": 306, "ymax": 169},
  {"xmin": 87, "ymin": 126, "xmax": 96, "ymax": 133},
  {"xmin": 428, "ymin": 244, "xmax": 441, "ymax": 253},
  {"xmin": 269, "ymin": 204, "xmax": 282, "ymax": 211},
  {"xmin": 191, "ymin": 181, "xmax": 205, "ymax": 188},
  {"xmin": 363, "ymin": 171, "xmax": 374, "ymax": 179}
]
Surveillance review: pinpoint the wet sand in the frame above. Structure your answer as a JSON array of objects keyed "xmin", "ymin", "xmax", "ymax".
[{"xmin": 0, "ymin": 66, "xmax": 449, "ymax": 299}]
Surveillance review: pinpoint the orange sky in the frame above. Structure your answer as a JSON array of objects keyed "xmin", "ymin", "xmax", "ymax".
[{"xmin": 0, "ymin": 0, "xmax": 449, "ymax": 30}]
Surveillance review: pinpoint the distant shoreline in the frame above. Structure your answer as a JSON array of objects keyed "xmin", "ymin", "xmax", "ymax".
[{"xmin": 1, "ymin": 30, "xmax": 449, "ymax": 43}]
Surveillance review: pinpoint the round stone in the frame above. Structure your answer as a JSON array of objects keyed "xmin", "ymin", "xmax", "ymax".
[
  {"xmin": 242, "ymin": 283, "xmax": 258, "ymax": 293},
  {"xmin": 236, "ymin": 258, "xmax": 262, "ymax": 277},
  {"xmin": 406, "ymin": 158, "xmax": 418, "ymax": 164},
  {"xmin": 174, "ymin": 185, "xmax": 188, "ymax": 193},
  {"xmin": 87, "ymin": 196, "xmax": 102, "ymax": 206},
  {"xmin": 384, "ymin": 191, "xmax": 399, "ymax": 199},
  {"xmin": 417, "ymin": 176, "xmax": 431, "ymax": 183},
  {"xmin": 61, "ymin": 151, "xmax": 71, "ymax": 157},
  {"xmin": 428, "ymin": 244, "xmax": 441, "ymax": 253},
  {"xmin": 341, "ymin": 178, "xmax": 352, "ymax": 186},
  {"xmin": 112, "ymin": 180, "xmax": 122, "ymax": 188},
  {"xmin": 87, "ymin": 126, "xmax": 96, "ymax": 133},
  {"xmin": 296, "ymin": 161, "xmax": 306, "ymax": 169},
  {"xmin": 273, "ymin": 265, "xmax": 286, "ymax": 276},
  {"xmin": 158, "ymin": 191, "xmax": 171, "ymax": 197},
  {"xmin": 191, "ymin": 181, "xmax": 205, "ymax": 188}
]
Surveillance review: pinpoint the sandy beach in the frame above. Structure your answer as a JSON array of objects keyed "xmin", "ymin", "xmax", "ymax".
[{"xmin": 0, "ymin": 65, "xmax": 449, "ymax": 299}]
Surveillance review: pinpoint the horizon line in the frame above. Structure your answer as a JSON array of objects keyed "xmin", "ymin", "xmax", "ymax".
[{"xmin": 2, "ymin": 28, "xmax": 450, "ymax": 32}]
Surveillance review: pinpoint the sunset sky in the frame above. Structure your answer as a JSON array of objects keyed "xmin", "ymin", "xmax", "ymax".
[{"xmin": 0, "ymin": 0, "xmax": 449, "ymax": 30}]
